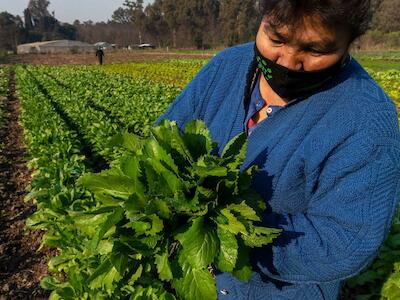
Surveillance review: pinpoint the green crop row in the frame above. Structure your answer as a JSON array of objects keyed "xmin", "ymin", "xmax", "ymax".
[
  {"xmin": 25, "ymin": 66, "xmax": 126, "ymax": 162},
  {"xmin": 40, "ymin": 65, "xmax": 179, "ymax": 138},
  {"xmin": 16, "ymin": 65, "xmax": 101, "ymax": 283},
  {"xmin": 16, "ymin": 66, "xmax": 128, "ymax": 298},
  {"xmin": 16, "ymin": 65, "xmax": 90, "ymax": 216},
  {"xmin": 101, "ymin": 59, "xmax": 208, "ymax": 89}
]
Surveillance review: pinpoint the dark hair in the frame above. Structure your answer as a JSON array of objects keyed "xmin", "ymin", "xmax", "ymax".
[{"xmin": 260, "ymin": 0, "xmax": 372, "ymax": 43}]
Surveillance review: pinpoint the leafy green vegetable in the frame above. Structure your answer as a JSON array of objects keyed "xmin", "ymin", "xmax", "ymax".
[{"xmin": 75, "ymin": 120, "xmax": 280, "ymax": 299}]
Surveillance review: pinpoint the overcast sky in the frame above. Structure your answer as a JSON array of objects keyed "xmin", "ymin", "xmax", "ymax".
[{"xmin": 0, "ymin": 0, "xmax": 151, "ymax": 23}]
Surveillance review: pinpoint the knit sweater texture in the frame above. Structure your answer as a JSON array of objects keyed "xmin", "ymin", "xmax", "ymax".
[{"xmin": 157, "ymin": 42, "xmax": 400, "ymax": 300}]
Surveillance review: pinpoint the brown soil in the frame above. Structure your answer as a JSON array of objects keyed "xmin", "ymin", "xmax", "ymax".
[
  {"xmin": 0, "ymin": 69, "xmax": 52, "ymax": 299},
  {"xmin": 2, "ymin": 50, "xmax": 213, "ymax": 66}
]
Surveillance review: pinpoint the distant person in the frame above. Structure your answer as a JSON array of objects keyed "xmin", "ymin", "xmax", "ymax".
[{"xmin": 95, "ymin": 47, "xmax": 104, "ymax": 65}]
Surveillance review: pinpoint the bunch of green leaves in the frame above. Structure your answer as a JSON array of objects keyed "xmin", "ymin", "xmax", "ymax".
[{"xmin": 42, "ymin": 120, "xmax": 281, "ymax": 299}]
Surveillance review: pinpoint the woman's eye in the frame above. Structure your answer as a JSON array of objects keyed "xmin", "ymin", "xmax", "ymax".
[
  {"xmin": 310, "ymin": 50, "xmax": 324, "ymax": 55},
  {"xmin": 309, "ymin": 49, "xmax": 331, "ymax": 56},
  {"xmin": 270, "ymin": 38, "xmax": 284, "ymax": 45}
]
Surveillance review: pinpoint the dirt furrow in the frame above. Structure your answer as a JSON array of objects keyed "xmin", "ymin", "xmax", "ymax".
[{"xmin": 0, "ymin": 69, "xmax": 50, "ymax": 300}]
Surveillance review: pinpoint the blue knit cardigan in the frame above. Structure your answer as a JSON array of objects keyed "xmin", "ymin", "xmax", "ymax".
[{"xmin": 157, "ymin": 42, "xmax": 400, "ymax": 300}]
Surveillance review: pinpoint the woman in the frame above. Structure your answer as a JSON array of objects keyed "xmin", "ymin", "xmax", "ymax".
[{"xmin": 158, "ymin": 1, "xmax": 400, "ymax": 299}]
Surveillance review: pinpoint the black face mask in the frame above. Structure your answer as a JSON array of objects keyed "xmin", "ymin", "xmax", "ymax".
[{"xmin": 254, "ymin": 44, "xmax": 350, "ymax": 100}]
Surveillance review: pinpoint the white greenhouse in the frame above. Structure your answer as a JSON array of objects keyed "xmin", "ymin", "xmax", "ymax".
[{"xmin": 17, "ymin": 40, "xmax": 95, "ymax": 54}]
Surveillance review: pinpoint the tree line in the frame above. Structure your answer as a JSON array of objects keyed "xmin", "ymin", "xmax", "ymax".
[{"xmin": 0, "ymin": 0, "xmax": 399, "ymax": 52}]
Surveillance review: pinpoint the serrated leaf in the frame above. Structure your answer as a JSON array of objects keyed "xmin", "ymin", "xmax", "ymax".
[
  {"xmin": 191, "ymin": 164, "xmax": 227, "ymax": 177},
  {"xmin": 176, "ymin": 217, "xmax": 218, "ymax": 269},
  {"xmin": 237, "ymin": 188, "xmax": 266, "ymax": 215},
  {"xmin": 227, "ymin": 201, "xmax": 260, "ymax": 222},
  {"xmin": 90, "ymin": 207, "xmax": 124, "ymax": 251},
  {"xmin": 120, "ymin": 155, "xmax": 142, "ymax": 180},
  {"xmin": 135, "ymin": 235, "xmax": 161, "ymax": 250},
  {"xmin": 142, "ymin": 162, "xmax": 173, "ymax": 195},
  {"xmin": 194, "ymin": 186, "xmax": 215, "ymax": 201},
  {"xmin": 232, "ymin": 241, "xmax": 252, "ymax": 282},
  {"xmin": 221, "ymin": 133, "xmax": 247, "ymax": 159},
  {"xmin": 148, "ymin": 198, "xmax": 172, "ymax": 219},
  {"xmin": 125, "ymin": 193, "xmax": 148, "ymax": 216},
  {"xmin": 110, "ymin": 131, "xmax": 144, "ymax": 152},
  {"xmin": 151, "ymin": 120, "xmax": 193, "ymax": 163},
  {"xmin": 218, "ymin": 208, "xmax": 247, "ymax": 235},
  {"xmin": 41, "ymin": 276, "xmax": 73, "ymax": 293},
  {"xmin": 155, "ymin": 249, "xmax": 173, "ymax": 281},
  {"xmin": 48, "ymin": 255, "xmax": 74, "ymax": 273},
  {"xmin": 216, "ymin": 227, "xmax": 238, "ymax": 272},
  {"xmin": 86, "ymin": 259, "xmax": 112, "ymax": 285},
  {"xmin": 97, "ymin": 240, "xmax": 113, "ymax": 255},
  {"xmin": 173, "ymin": 267, "xmax": 217, "ymax": 300},
  {"xmin": 241, "ymin": 226, "xmax": 281, "ymax": 248},
  {"xmin": 73, "ymin": 212, "xmax": 110, "ymax": 237},
  {"xmin": 182, "ymin": 120, "xmax": 214, "ymax": 160},
  {"xmin": 42, "ymin": 280, "xmax": 75, "ymax": 300},
  {"xmin": 144, "ymin": 139, "xmax": 180, "ymax": 175},
  {"xmin": 128, "ymin": 264, "xmax": 143, "ymax": 285},
  {"xmin": 131, "ymin": 221, "xmax": 151, "ymax": 234},
  {"xmin": 192, "ymin": 155, "xmax": 228, "ymax": 178},
  {"xmin": 147, "ymin": 214, "xmax": 164, "ymax": 236},
  {"xmin": 78, "ymin": 173, "xmax": 140, "ymax": 200},
  {"xmin": 110, "ymin": 253, "xmax": 128, "ymax": 276},
  {"xmin": 88, "ymin": 261, "xmax": 122, "ymax": 295}
]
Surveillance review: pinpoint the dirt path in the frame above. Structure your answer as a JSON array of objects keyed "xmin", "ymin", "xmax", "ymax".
[{"xmin": 0, "ymin": 69, "xmax": 50, "ymax": 299}]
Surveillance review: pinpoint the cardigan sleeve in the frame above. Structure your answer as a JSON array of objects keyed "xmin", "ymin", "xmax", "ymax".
[
  {"xmin": 155, "ymin": 56, "xmax": 221, "ymax": 129},
  {"xmin": 255, "ymin": 129, "xmax": 400, "ymax": 284}
]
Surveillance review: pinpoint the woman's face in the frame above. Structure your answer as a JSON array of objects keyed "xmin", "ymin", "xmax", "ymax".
[{"xmin": 256, "ymin": 16, "xmax": 351, "ymax": 72}]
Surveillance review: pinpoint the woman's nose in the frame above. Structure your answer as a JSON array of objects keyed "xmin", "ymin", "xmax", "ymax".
[{"xmin": 276, "ymin": 50, "xmax": 303, "ymax": 71}]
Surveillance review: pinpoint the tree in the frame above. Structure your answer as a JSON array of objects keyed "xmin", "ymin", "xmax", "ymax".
[
  {"xmin": 202, "ymin": 0, "xmax": 220, "ymax": 47},
  {"xmin": 162, "ymin": 0, "xmax": 182, "ymax": 47},
  {"xmin": 123, "ymin": 0, "xmax": 146, "ymax": 43},
  {"xmin": 219, "ymin": 0, "xmax": 259, "ymax": 46},
  {"xmin": 374, "ymin": 0, "xmax": 400, "ymax": 32},
  {"xmin": 0, "ymin": 12, "xmax": 24, "ymax": 51},
  {"xmin": 144, "ymin": 0, "xmax": 169, "ymax": 47},
  {"xmin": 112, "ymin": 7, "xmax": 133, "ymax": 24},
  {"xmin": 219, "ymin": 0, "xmax": 241, "ymax": 46},
  {"xmin": 26, "ymin": 0, "xmax": 51, "ymax": 27}
]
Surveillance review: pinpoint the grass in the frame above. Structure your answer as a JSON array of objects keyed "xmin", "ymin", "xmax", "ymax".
[{"xmin": 352, "ymin": 50, "xmax": 400, "ymax": 71}]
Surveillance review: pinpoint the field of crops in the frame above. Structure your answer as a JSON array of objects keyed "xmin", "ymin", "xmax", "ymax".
[
  {"xmin": 0, "ymin": 55, "xmax": 399, "ymax": 299},
  {"xmin": 13, "ymin": 61, "xmax": 282, "ymax": 299}
]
